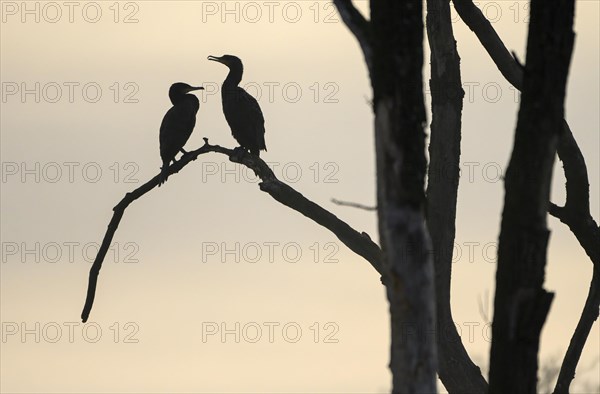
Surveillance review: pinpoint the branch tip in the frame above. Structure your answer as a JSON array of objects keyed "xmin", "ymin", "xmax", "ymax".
[{"xmin": 81, "ymin": 140, "xmax": 384, "ymax": 321}]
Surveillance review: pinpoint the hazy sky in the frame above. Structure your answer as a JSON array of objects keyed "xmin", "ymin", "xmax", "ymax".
[{"xmin": 1, "ymin": 1, "xmax": 598, "ymax": 393}]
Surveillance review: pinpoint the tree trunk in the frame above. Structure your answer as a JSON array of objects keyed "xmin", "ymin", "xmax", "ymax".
[
  {"xmin": 488, "ymin": 1, "xmax": 576, "ymax": 392},
  {"xmin": 370, "ymin": 2, "xmax": 438, "ymax": 392},
  {"xmin": 426, "ymin": 0, "xmax": 488, "ymax": 392}
]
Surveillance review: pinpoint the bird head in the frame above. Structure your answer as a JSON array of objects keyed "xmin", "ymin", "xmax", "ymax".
[
  {"xmin": 207, "ymin": 55, "xmax": 243, "ymax": 70},
  {"xmin": 170, "ymin": 82, "xmax": 204, "ymax": 95},
  {"xmin": 168, "ymin": 83, "xmax": 204, "ymax": 104}
]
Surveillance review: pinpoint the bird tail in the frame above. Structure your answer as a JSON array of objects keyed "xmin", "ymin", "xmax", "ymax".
[
  {"xmin": 159, "ymin": 163, "xmax": 169, "ymax": 186},
  {"xmin": 252, "ymin": 136, "xmax": 266, "ymax": 157},
  {"xmin": 261, "ymin": 135, "xmax": 267, "ymax": 152}
]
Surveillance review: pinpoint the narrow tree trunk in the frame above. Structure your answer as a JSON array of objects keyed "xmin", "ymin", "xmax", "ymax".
[
  {"xmin": 488, "ymin": 1, "xmax": 576, "ymax": 393},
  {"xmin": 426, "ymin": 1, "xmax": 488, "ymax": 393},
  {"xmin": 370, "ymin": 2, "xmax": 437, "ymax": 392}
]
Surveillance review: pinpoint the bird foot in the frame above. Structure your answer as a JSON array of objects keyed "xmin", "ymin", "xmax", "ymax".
[
  {"xmin": 232, "ymin": 146, "xmax": 247, "ymax": 160},
  {"xmin": 180, "ymin": 151, "xmax": 194, "ymax": 161}
]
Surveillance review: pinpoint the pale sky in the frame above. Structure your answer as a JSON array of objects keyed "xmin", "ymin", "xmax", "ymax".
[{"xmin": 1, "ymin": 1, "xmax": 598, "ymax": 393}]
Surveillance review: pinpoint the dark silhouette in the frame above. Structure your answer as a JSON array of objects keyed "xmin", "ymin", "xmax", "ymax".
[
  {"xmin": 451, "ymin": 1, "xmax": 596, "ymax": 392},
  {"xmin": 207, "ymin": 55, "xmax": 267, "ymax": 156},
  {"xmin": 159, "ymin": 82, "xmax": 204, "ymax": 186},
  {"xmin": 80, "ymin": 3, "xmax": 595, "ymax": 393},
  {"xmin": 424, "ymin": 0, "xmax": 486, "ymax": 391},
  {"xmin": 80, "ymin": 137, "xmax": 384, "ymax": 323},
  {"xmin": 489, "ymin": 1, "xmax": 575, "ymax": 392}
]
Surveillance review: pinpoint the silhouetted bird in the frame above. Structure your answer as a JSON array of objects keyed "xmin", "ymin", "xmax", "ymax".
[
  {"xmin": 207, "ymin": 55, "xmax": 267, "ymax": 156},
  {"xmin": 159, "ymin": 82, "xmax": 204, "ymax": 186}
]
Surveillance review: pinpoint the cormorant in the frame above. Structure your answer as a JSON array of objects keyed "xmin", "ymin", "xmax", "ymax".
[
  {"xmin": 159, "ymin": 82, "xmax": 204, "ymax": 186},
  {"xmin": 207, "ymin": 55, "xmax": 267, "ymax": 156}
]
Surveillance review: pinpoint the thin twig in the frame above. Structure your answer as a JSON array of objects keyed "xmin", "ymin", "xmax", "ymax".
[{"xmin": 331, "ymin": 198, "xmax": 377, "ymax": 211}]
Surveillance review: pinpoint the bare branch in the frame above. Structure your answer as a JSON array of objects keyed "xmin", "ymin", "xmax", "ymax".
[
  {"xmin": 453, "ymin": 0, "xmax": 523, "ymax": 89},
  {"xmin": 333, "ymin": 0, "xmax": 373, "ymax": 75},
  {"xmin": 427, "ymin": 0, "xmax": 488, "ymax": 392},
  {"xmin": 550, "ymin": 122, "xmax": 599, "ymax": 264},
  {"xmin": 451, "ymin": 0, "xmax": 599, "ymax": 258},
  {"xmin": 452, "ymin": 1, "xmax": 599, "ymax": 390},
  {"xmin": 551, "ymin": 122, "xmax": 600, "ymax": 394},
  {"xmin": 81, "ymin": 138, "xmax": 384, "ymax": 322},
  {"xmin": 331, "ymin": 198, "xmax": 376, "ymax": 211},
  {"xmin": 554, "ymin": 267, "xmax": 600, "ymax": 394}
]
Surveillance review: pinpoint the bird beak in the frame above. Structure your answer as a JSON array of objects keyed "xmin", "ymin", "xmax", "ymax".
[
  {"xmin": 186, "ymin": 86, "xmax": 204, "ymax": 92},
  {"xmin": 207, "ymin": 55, "xmax": 223, "ymax": 64}
]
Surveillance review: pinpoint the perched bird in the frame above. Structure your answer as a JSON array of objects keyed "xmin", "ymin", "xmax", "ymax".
[
  {"xmin": 207, "ymin": 55, "xmax": 267, "ymax": 156},
  {"xmin": 159, "ymin": 82, "xmax": 204, "ymax": 186}
]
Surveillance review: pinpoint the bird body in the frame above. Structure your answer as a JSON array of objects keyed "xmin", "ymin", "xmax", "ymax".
[
  {"xmin": 159, "ymin": 83, "xmax": 204, "ymax": 186},
  {"xmin": 222, "ymin": 86, "xmax": 266, "ymax": 155},
  {"xmin": 208, "ymin": 55, "xmax": 266, "ymax": 156}
]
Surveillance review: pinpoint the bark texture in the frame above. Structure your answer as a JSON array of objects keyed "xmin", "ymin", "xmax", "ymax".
[
  {"xmin": 452, "ymin": 0, "xmax": 598, "ymax": 390},
  {"xmin": 370, "ymin": 2, "xmax": 437, "ymax": 392},
  {"xmin": 426, "ymin": 0, "xmax": 488, "ymax": 393},
  {"xmin": 488, "ymin": 1, "xmax": 576, "ymax": 393}
]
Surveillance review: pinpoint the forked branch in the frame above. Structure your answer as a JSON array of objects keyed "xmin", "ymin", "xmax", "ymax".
[
  {"xmin": 81, "ymin": 138, "xmax": 383, "ymax": 322},
  {"xmin": 452, "ymin": 1, "xmax": 598, "ymax": 392},
  {"xmin": 550, "ymin": 123, "xmax": 600, "ymax": 394}
]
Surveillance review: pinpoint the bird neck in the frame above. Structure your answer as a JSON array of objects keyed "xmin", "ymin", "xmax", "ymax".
[
  {"xmin": 169, "ymin": 91, "xmax": 184, "ymax": 105},
  {"xmin": 223, "ymin": 64, "xmax": 243, "ymax": 88},
  {"xmin": 170, "ymin": 94, "xmax": 199, "ymax": 111},
  {"xmin": 185, "ymin": 95, "xmax": 200, "ymax": 112}
]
